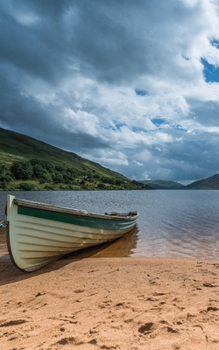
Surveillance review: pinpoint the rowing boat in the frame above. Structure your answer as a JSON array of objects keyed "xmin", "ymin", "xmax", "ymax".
[{"xmin": 6, "ymin": 195, "xmax": 139, "ymax": 272}]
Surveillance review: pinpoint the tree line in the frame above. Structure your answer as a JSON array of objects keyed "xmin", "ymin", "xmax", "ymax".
[
  {"xmin": 0, "ymin": 159, "xmax": 81, "ymax": 184},
  {"xmin": 0, "ymin": 159, "xmax": 142, "ymax": 191}
]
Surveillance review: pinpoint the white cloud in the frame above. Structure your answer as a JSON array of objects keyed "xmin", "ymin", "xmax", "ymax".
[
  {"xmin": 88, "ymin": 150, "xmax": 129, "ymax": 167},
  {"xmin": 64, "ymin": 108, "xmax": 99, "ymax": 137},
  {"xmin": 133, "ymin": 160, "xmax": 144, "ymax": 167}
]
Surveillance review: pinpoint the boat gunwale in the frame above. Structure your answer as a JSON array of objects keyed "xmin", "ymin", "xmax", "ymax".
[{"xmin": 13, "ymin": 198, "xmax": 139, "ymax": 221}]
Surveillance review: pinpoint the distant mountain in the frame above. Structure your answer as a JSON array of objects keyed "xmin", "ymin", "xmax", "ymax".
[
  {"xmin": 139, "ymin": 180, "xmax": 185, "ymax": 189},
  {"xmin": 139, "ymin": 174, "xmax": 219, "ymax": 190},
  {"xmin": 185, "ymin": 174, "xmax": 219, "ymax": 189}
]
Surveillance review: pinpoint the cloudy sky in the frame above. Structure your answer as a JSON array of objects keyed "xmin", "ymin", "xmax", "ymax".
[{"xmin": 1, "ymin": 0, "xmax": 219, "ymax": 184}]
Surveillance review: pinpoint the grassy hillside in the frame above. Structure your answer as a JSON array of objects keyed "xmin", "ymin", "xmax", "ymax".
[
  {"xmin": 0, "ymin": 128, "xmax": 151, "ymax": 191},
  {"xmin": 139, "ymin": 180, "xmax": 185, "ymax": 189},
  {"xmin": 0, "ymin": 128, "xmax": 119, "ymax": 176}
]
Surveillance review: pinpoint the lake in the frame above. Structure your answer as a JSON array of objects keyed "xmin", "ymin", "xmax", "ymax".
[{"xmin": 1, "ymin": 190, "xmax": 219, "ymax": 260}]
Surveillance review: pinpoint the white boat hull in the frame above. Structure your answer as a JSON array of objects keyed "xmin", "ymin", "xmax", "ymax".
[{"xmin": 6, "ymin": 195, "xmax": 138, "ymax": 272}]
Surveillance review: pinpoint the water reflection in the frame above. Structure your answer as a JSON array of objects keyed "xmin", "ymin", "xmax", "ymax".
[{"xmin": 65, "ymin": 225, "xmax": 138, "ymax": 259}]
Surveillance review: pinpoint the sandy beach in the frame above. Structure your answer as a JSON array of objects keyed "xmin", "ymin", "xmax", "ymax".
[{"xmin": 1, "ymin": 232, "xmax": 219, "ymax": 350}]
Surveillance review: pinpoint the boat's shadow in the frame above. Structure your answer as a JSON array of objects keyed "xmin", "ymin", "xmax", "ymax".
[
  {"xmin": 64, "ymin": 225, "xmax": 138, "ymax": 259},
  {"xmin": 0, "ymin": 225, "xmax": 138, "ymax": 286}
]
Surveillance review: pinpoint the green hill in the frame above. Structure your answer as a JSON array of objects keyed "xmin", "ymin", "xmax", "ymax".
[
  {"xmin": 139, "ymin": 179, "xmax": 185, "ymax": 189},
  {"xmin": 0, "ymin": 127, "xmax": 152, "ymax": 191}
]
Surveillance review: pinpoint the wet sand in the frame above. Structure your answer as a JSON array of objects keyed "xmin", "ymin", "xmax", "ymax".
[{"xmin": 1, "ymin": 228, "xmax": 219, "ymax": 349}]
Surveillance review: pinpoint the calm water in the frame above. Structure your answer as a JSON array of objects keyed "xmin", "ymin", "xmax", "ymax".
[{"xmin": 1, "ymin": 190, "xmax": 219, "ymax": 260}]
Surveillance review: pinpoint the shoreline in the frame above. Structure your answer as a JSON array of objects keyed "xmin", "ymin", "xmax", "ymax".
[{"xmin": 1, "ymin": 251, "xmax": 219, "ymax": 349}]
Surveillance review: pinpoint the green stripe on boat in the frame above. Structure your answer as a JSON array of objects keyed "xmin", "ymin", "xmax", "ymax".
[{"xmin": 17, "ymin": 206, "xmax": 136, "ymax": 230}]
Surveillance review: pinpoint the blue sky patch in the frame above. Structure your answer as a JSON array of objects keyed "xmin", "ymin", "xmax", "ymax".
[
  {"xmin": 135, "ymin": 88, "xmax": 149, "ymax": 96},
  {"xmin": 114, "ymin": 121, "xmax": 126, "ymax": 130},
  {"xmin": 201, "ymin": 58, "xmax": 219, "ymax": 83},
  {"xmin": 211, "ymin": 39, "xmax": 219, "ymax": 48},
  {"xmin": 152, "ymin": 118, "xmax": 166, "ymax": 126}
]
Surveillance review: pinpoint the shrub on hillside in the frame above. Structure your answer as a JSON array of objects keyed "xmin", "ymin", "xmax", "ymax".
[
  {"xmin": 19, "ymin": 182, "xmax": 36, "ymax": 191},
  {"xmin": 11, "ymin": 160, "xmax": 33, "ymax": 180}
]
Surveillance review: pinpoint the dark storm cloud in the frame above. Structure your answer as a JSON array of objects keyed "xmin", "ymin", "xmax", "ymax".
[
  {"xmin": 0, "ymin": 0, "xmax": 200, "ymax": 84},
  {"xmin": 0, "ymin": 1, "xmax": 70, "ymax": 82},
  {"xmin": 0, "ymin": 63, "xmax": 108, "ymax": 152}
]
